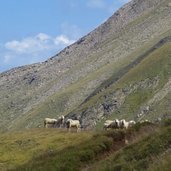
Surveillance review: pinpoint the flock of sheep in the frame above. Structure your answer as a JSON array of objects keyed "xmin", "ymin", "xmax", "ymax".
[
  {"xmin": 44, "ymin": 115, "xmax": 148, "ymax": 132},
  {"xmin": 103, "ymin": 119, "xmax": 136, "ymax": 130},
  {"xmin": 44, "ymin": 116, "xmax": 81, "ymax": 132}
]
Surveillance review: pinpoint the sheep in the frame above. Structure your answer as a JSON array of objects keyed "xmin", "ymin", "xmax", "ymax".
[
  {"xmin": 66, "ymin": 119, "xmax": 81, "ymax": 132},
  {"xmin": 103, "ymin": 119, "xmax": 120, "ymax": 130},
  {"xmin": 44, "ymin": 118, "xmax": 57, "ymax": 128},
  {"xmin": 120, "ymin": 119, "xmax": 136, "ymax": 129},
  {"xmin": 55, "ymin": 115, "xmax": 65, "ymax": 128},
  {"xmin": 103, "ymin": 120, "xmax": 114, "ymax": 130},
  {"xmin": 119, "ymin": 119, "xmax": 129, "ymax": 129},
  {"xmin": 104, "ymin": 119, "xmax": 136, "ymax": 131},
  {"xmin": 140, "ymin": 119, "xmax": 150, "ymax": 124},
  {"xmin": 111, "ymin": 119, "xmax": 120, "ymax": 129},
  {"xmin": 128, "ymin": 120, "xmax": 136, "ymax": 127},
  {"xmin": 44, "ymin": 115, "xmax": 65, "ymax": 128}
]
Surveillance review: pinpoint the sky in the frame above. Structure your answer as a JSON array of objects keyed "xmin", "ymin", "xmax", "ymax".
[{"xmin": 0, "ymin": 0, "xmax": 130, "ymax": 72}]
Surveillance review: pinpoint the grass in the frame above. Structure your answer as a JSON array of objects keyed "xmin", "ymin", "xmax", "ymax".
[
  {"xmin": 0, "ymin": 129, "xmax": 93, "ymax": 170},
  {"xmin": 147, "ymin": 152, "xmax": 171, "ymax": 171},
  {"xmin": 0, "ymin": 120, "xmax": 169, "ymax": 171},
  {"xmin": 146, "ymin": 100, "xmax": 171, "ymax": 121},
  {"xmin": 88, "ymin": 121, "xmax": 171, "ymax": 171},
  {"xmin": 10, "ymin": 130, "xmax": 126, "ymax": 171}
]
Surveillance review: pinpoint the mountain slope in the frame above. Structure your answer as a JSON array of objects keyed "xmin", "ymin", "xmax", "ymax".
[
  {"xmin": 68, "ymin": 37, "xmax": 171, "ymax": 128},
  {"xmin": 0, "ymin": 0, "xmax": 171, "ymax": 130}
]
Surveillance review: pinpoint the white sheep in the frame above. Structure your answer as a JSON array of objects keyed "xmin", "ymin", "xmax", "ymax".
[
  {"xmin": 44, "ymin": 118, "xmax": 57, "ymax": 128},
  {"xmin": 44, "ymin": 115, "xmax": 65, "ymax": 128},
  {"xmin": 66, "ymin": 119, "xmax": 81, "ymax": 132},
  {"xmin": 55, "ymin": 115, "xmax": 65, "ymax": 128},
  {"xmin": 128, "ymin": 120, "xmax": 136, "ymax": 127},
  {"xmin": 119, "ymin": 119, "xmax": 129, "ymax": 129},
  {"xmin": 103, "ymin": 120, "xmax": 114, "ymax": 130},
  {"xmin": 103, "ymin": 119, "xmax": 120, "ymax": 130}
]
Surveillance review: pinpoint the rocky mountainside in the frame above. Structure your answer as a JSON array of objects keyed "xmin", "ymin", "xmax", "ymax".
[{"xmin": 0, "ymin": 0, "xmax": 171, "ymax": 131}]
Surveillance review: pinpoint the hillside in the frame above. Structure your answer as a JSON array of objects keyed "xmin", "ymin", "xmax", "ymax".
[
  {"xmin": 0, "ymin": 120, "xmax": 170, "ymax": 171},
  {"xmin": 1, "ymin": 0, "xmax": 171, "ymax": 130}
]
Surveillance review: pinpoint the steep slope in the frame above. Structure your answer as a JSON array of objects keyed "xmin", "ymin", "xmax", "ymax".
[
  {"xmin": 68, "ymin": 37, "xmax": 171, "ymax": 128},
  {"xmin": 0, "ymin": 0, "xmax": 171, "ymax": 130}
]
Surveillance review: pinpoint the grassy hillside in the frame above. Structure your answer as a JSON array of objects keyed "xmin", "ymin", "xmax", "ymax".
[
  {"xmin": 88, "ymin": 121, "xmax": 171, "ymax": 171},
  {"xmin": 0, "ymin": 119, "xmax": 170, "ymax": 171},
  {"xmin": 0, "ymin": 129, "xmax": 93, "ymax": 170}
]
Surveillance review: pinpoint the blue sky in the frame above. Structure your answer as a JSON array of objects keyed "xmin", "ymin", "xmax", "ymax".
[{"xmin": 0, "ymin": 0, "xmax": 130, "ymax": 72}]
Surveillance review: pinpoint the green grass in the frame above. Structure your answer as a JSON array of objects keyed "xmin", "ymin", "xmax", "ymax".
[
  {"xmin": 0, "ymin": 120, "xmax": 170, "ymax": 171},
  {"xmin": 145, "ymin": 94, "xmax": 171, "ymax": 121},
  {"xmin": 10, "ymin": 130, "xmax": 126, "ymax": 171},
  {"xmin": 115, "ymin": 89, "xmax": 153, "ymax": 120},
  {"xmin": 88, "ymin": 121, "xmax": 171, "ymax": 171},
  {"xmin": 147, "ymin": 153, "xmax": 171, "ymax": 171},
  {"xmin": 0, "ymin": 129, "xmax": 93, "ymax": 170}
]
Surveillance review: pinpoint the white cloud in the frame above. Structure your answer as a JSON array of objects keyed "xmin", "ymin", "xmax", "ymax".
[
  {"xmin": 5, "ymin": 33, "xmax": 75, "ymax": 54},
  {"xmin": 36, "ymin": 33, "xmax": 51, "ymax": 41},
  {"xmin": 5, "ymin": 35, "xmax": 50, "ymax": 54},
  {"xmin": 1, "ymin": 25, "xmax": 82, "ymax": 72},
  {"xmin": 54, "ymin": 35, "xmax": 75, "ymax": 46}
]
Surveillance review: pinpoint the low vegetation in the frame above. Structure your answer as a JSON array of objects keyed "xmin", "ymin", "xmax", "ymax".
[
  {"xmin": 0, "ymin": 129, "xmax": 93, "ymax": 171},
  {"xmin": 0, "ymin": 119, "xmax": 170, "ymax": 171},
  {"xmin": 90, "ymin": 120, "xmax": 171, "ymax": 171}
]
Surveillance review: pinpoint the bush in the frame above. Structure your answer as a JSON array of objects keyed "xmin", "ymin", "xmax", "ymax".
[{"xmin": 162, "ymin": 118, "xmax": 171, "ymax": 127}]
